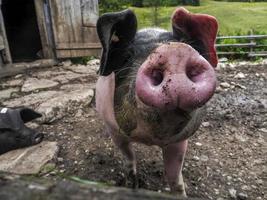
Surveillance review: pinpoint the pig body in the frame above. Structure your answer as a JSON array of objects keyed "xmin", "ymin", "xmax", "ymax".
[{"xmin": 96, "ymin": 8, "xmax": 218, "ymax": 197}]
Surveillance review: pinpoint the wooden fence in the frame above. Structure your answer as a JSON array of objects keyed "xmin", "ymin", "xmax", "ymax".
[{"xmin": 216, "ymin": 34, "xmax": 267, "ymax": 57}]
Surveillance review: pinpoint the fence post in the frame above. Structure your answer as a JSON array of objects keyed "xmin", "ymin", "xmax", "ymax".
[{"xmin": 249, "ymin": 30, "xmax": 254, "ymax": 57}]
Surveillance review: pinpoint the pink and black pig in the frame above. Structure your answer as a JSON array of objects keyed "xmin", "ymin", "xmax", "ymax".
[{"xmin": 96, "ymin": 7, "xmax": 218, "ymax": 197}]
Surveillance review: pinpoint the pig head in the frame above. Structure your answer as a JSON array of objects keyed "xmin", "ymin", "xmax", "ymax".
[
  {"xmin": 0, "ymin": 107, "xmax": 43, "ymax": 155},
  {"xmin": 96, "ymin": 8, "xmax": 218, "ymax": 197}
]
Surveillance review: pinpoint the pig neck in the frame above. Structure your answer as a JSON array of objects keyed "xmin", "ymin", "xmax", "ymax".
[{"xmin": 114, "ymin": 81, "xmax": 206, "ymax": 147}]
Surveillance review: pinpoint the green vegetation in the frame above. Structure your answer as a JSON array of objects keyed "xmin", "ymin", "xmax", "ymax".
[
  {"xmin": 99, "ymin": 0, "xmax": 200, "ymax": 13},
  {"xmin": 131, "ymin": 0, "xmax": 267, "ymax": 35},
  {"xmin": 98, "ymin": 0, "xmax": 267, "ymax": 59}
]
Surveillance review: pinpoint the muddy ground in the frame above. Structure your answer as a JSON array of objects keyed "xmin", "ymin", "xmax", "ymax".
[{"xmin": 1, "ymin": 61, "xmax": 266, "ymax": 200}]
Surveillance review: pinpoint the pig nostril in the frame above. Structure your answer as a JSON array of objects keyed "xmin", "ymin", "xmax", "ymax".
[
  {"xmin": 186, "ymin": 65, "xmax": 205, "ymax": 83},
  {"xmin": 150, "ymin": 69, "xmax": 164, "ymax": 86},
  {"xmin": 33, "ymin": 133, "xmax": 44, "ymax": 144}
]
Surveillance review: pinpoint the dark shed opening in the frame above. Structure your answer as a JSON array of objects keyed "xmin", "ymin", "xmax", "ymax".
[{"xmin": 2, "ymin": 0, "xmax": 42, "ymax": 62}]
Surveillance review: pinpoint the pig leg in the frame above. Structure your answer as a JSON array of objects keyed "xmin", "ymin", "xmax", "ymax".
[
  {"xmin": 112, "ymin": 136, "xmax": 138, "ymax": 189},
  {"xmin": 96, "ymin": 73, "xmax": 137, "ymax": 188},
  {"xmin": 162, "ymin": 140, "xmax": 188, "ymax": 197}
]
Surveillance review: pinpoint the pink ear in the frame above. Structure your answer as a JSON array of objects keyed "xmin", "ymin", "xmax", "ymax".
[{"xmin": 172, "ymin": 7, "xmax": 218, "ymax": 68}]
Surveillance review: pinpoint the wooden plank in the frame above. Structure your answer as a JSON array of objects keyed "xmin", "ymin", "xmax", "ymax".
[
  {"xmin": 0, "ymin": 4, "xmax": 12, "ymax": 64},
  {"xmin": 81, "ymin": 0, "xmax": 98, "ymax": 27},
  {"xmin": 217, "ymin": 35, "xmax": 267, "ymax": 40},
  {"xmin": 249, "ymin": 54, "xmax": 267, "ymax": 57},
  {"xmin": 248, "ymin": 52, "xmax": 267, "ymax": 57},
  {"xmin": 49, "ymin": 0, "xmax": 100, "ymax": 58},
  {"xmin": 0, "ymin": 35, "xmax": 4, "ymax": 50},
  {"xmin": 216, "ymin": 42, "xmax": 256, "ymax": 48},
  {"xmin": 254, "ymin": 45, "xmax": 267, "ymax": 48},
  {"xmin": 49, "ymin": 0, "xmax": 83, "ymax": 44},
  {"xmin": 0, "ymin": 59, "xmax": 57, "ymax": 78},
  {"xmin": 34, "ymin": 0, "xmax": 55, "ymax": 59},
  {"xmin": 56, "ymin": 42, "xmax": 101, "ymax": 49},
  {"xmin": 217, "ymin": 52, "xmax": 248, "ymax": 55},
  {"xmin": 55, "ymin": 49, "xmax": 101, "ymax": 58}
]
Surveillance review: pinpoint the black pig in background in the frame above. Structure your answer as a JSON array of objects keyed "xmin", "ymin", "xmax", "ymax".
[
  {"xmin": 96, "ymin": 7, "xmax": 218, "ymax": 197},
  {"xmin": 0, "ymin": 107, "xmax": 43, "ymax": 155}
]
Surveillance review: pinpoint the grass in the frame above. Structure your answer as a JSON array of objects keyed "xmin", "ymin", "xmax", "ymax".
[{"xmin": 131, "ymin": 0, "xmax": 267, "ymax": 35}]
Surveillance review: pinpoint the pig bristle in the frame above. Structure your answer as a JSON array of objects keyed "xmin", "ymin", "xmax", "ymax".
[{"xmin": 115, "ymin": 97, "xmax": 137, "ymax": 134}]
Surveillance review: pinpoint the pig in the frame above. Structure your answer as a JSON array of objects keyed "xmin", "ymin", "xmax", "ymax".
[
  {"xmin": 0, "ymin": 107, "xmax": 43, "ymax": 155},
  {"xmin": 96, "ymin": 7, "xmax": 218, "ymax": 197}
]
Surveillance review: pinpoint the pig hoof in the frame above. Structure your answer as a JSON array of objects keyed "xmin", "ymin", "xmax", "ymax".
[
  {"xmin": 130, "ymin": 169, "xmax": 139, "ymax": 189},
  {"xmin": 177, "ymin": 190, "xmax": 187, "ymax": 198},
  {"xmin": 124, "ymin": 162, "xmax": 138, "ymax": 189},
  {"xmin": 171, "ymin": 185, "xmax": 187, "ymax": 198}
]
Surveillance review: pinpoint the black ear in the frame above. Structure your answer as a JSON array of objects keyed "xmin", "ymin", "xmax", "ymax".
[
  {"xmin": 97, "ymin": 9, "xmax": 137, "ymax": 76},
  {"xmin": 17, "ymin": 107, "xmax": 42, "ymax": 123}
]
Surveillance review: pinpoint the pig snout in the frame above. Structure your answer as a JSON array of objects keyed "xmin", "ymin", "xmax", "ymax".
[
  {"xmin": 31, "ymin": 132, "xmax": 43, "ymax": 144},
  {"xmin": 135, "ymin": 42, "xmax": 216, "ymax": 111}
]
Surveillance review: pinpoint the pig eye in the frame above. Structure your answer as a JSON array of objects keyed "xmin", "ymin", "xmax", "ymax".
[{"xmin": 151, "ymin": 69, "xmax": 164, "ymax": 86}]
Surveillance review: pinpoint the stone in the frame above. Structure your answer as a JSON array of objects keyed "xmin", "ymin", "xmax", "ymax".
[
  {"xmin": 200, "ymin": 155, "xmax": 209, "ymax": 162},
  {"xmin": 15, "ymin": 74, "xmax": 23, "ymax": 78},
  {"xmin": 21, "ymin": 78, "xmax": 59, "ymax": 92},
  {"xmin": 52, "ymin": 71, "xmax": 90, "ymax": 84},
  {"xmin": 4, "ymin": 90, "xmax": 58, "ymax": 107},
  {"xmin": 262, "ymin": 58, "xmax": 267, "ymax": 65},
  {"xmin": 2, "ymin": 79, "xmax": 24, "ymax": 87},
  {"xmin": 234, "ymin": 83, "xmax": 246, "ymax": 90},
  {"xmin": 87, "ymin": 59, "xmax": 100, "ymax": 66},
  {"xmin": 34, "ymin": 70, "xmax": 89, "ymax": 84},
  {"xmin": 217, "ymin": 63, "xmax": 226, "ymax": 70},
  {"xmin": 202, "ymin": 121, "xmax": 210, "ymax": 127},
  {"xmin": 0, "ymin": 88, "xmax": 19, "ymax": 100},
  {"xmin": 234, "ymin": 133, "xmax": 248, "ymax": 142},
  {"xmin": 4, "ymin": 84, "xmax": 94, "ymax": 123},
  {"xmin": 63, "ymin": 64, "xmax": 96, "ymax": 74},
  {"xmin": 37, "ymin": 85, "xmax": 94, "ymax": 123},
  {"xmin": 229, "ymin": 188, "xmax": 237, "ymax": 199},
  {"xmin": 193, "ymin": 156, "xmax": 199, "ymax": 161},
  {"xmin": 234, "ymin": 72, "xmax": 246, "ymax": 79},
  {"xmin": 195, "ymin": 142, "xmax": 202, "ymax": 146},
  {"xmin": 219, "ymin": 57, "xmax": 228, "ymax": 63},
  {"xmin": 75, "ymin": 109, "xmax": 83, "ymax": 117},
  {"xmin": 228, "ymin": 63, "xmax": 236, "ymax": 70},
  {"xmin": 237, "ymin": 192, "xmax": 248, "ymax": 200},
  {"xmin": 215, "ymin": 86, "xmax": 224, "ymax": 93},
  {"xmin": 259, "ymin": 128, "xmax": 267, "ymax": 133},
  {"xmin": 255, "ymin": 179, "xmax": 263, "ymax": 185},
  {"xmin": 87, "ymin": 59, "xmax": 100, "ymax": 72},
  {"xmin": 61, "ymin": 59, "xmax": 72, "ymax": 67},
  {"xmin": 220, "ymin": 82, "xmax": 231, "ymax": 88},
  {"xmin": 0, "ymin": 141, "xmax": 58, "ymax": 174},
  {"xmin": 241, "ymin": 185, "xmax": 250, "ymax": 191},
  {"xmin": 259, "ymin": 99, "xmax": 267, "ymax": 109}
]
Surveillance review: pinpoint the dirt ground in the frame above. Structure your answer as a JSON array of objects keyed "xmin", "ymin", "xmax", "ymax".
[{"xmin": 6, "ymin": 62, "xmax": 266, "ymax": 199}]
